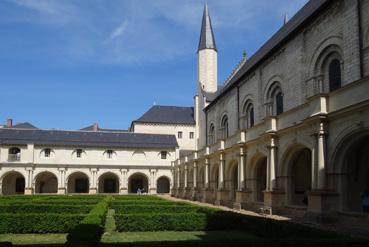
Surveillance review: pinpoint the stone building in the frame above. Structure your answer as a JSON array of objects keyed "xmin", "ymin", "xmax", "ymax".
[
  {"xmin": 172, "ymin": 0, "xmax": 369, "ymax": 222},
  {"xmin": 0, "ymin": 106, "xmax": 196, "ymax": 195}
]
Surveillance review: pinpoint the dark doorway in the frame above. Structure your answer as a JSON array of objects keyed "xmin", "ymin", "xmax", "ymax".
[
  {"xmin": 104, "ymin": 179, "xmax": 117, "ymax": 193},
  {"xmin": 75, "ymin": 178, "xmax": 88, "ymax": 193},
  {"xmin": 15, "ymin": 177, "xmax": 25, "ymax": 193},
  {"xmin": 128, "ymin": 173, "xmax": 148, "ymax": 194},
  {"xmin": 157, "ymin": 177, "xmax": 170, "ymax": 193}
]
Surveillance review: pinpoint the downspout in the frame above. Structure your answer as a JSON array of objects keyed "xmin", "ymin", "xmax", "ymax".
[
  {"xmin": 205, "ymin": 110, "xmax": 208, "ymax": 146},
  {"xmin": 357, "ymin": 0, "xmax": 364, "ymax": 79}
]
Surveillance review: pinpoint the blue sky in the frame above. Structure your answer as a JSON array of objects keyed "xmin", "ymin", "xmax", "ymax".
[{"xmin": 0, "ymin": 0, "xmax": 308, "ymax": 130}]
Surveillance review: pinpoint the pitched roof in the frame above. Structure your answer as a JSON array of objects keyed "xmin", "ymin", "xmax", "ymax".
[
  {"xmin": 134, "ymin": 106, "xmax": 195, "ymax": 125},
  {"xmin": 205, "ymin": 0, "xmax": 331, "ymax": 110},
  {"xmin": 12, "ymin": 122, "xmax": 38, "ymax": 129},
  {"xmin": 198, "ymin": 2, "xmax": 217, "ymax": 52},
  {"xmin": 80, "ymin": 124, "xmax": 128, "ymax": 133},
  {"xmin": 0, "ymin": 128, "xmax": 178, "ymax": 149}
]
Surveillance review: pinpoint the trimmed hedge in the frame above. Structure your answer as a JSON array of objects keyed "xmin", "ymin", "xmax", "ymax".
[
  {"xmin": 0, "ymin": 213, "xmax": 85, "ymax": 233},
  {"xmin": 113, "ymin": 195, "xmax": 165, "ymax": 201},
  {"xmin": 112, "ymin": 201, "xmax": 188, "ymax": 207},
  {"xmin": 114, "ymin": 205, "xmax": 216, "ymax": 214},
  {"xmin": 67, "ymin": 196, "xmax": 112, "ymax": 247},
  {"xmin": 115, "ymin": 212, "xmax": 243, "ymax": 232},
  {"xmin": 0, "ymin": 204, "xmax": 93, "ymax": 214}
]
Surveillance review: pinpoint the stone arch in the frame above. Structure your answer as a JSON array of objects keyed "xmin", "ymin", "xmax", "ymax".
[
  {"xmin": 98, "ymin": 172, "xmax": 120, "ymax": 194},
  {"xmin": 241, "ymin": 98, "xmax": 255, "ymax": 129},
  {"xmin": 264, "ymin": 80, "xmax": 284, "ymax": 116},
  {"xmin": 220, "ymin": 113, "xmax": 229, "ymax": 139},
  {"xmin": 128, "ymin": 172, "xmax": 149, "ymax": 194},
  {"xmin": 309, "ymin": 36, "xmax": 343, "ymax": 75},
  {"xmin": 249, "ymin": 154, "xmax": 267, "ymax": 202},
  {"xmin": 34, "ymin": 171, "xmax": 58, "ymax": 194},
  {"xmin": 226, "ymin": 160, "xmax": 238, "ymax": 202},
  {"xmin": 1, "ymin": 171, "xmax": 25, "ymax": 195},
  {"xmin": 208, "ymin": 122, "xmax": 216, "ymax": 145},
  {"xmin": 67, "ymin": 171, "xmax": 90, "ymax": 194},
  {"xmin": 210, "ymin": 163, "xmax": 219, "ymax": 190},
  {"xmin": 157, "ymin": 176, "xmax": 170, "ymax": 194},
  {"xmin": 280, "ymin": 143, "xmax": 312, "ymax": 206},
  {"xmin": 331, "ymin": 127, "xmax": 369, "ymax": 212},
  {"xmin": 198, "ymin": 166, "xmax": 205, "ymax": 189}
]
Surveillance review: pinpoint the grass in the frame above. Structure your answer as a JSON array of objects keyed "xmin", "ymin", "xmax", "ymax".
[
  {"xmin": 0, "ymin": 233, "xmax": 67, "ymax": 245},
  {"xmin": 102, "ymin": 231, "xmax": 260, "ymax": 243}
]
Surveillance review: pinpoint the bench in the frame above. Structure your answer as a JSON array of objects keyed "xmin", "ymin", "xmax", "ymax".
[{"xmin": 259, "ymin": 206, "xmax": 273, "ymax": 216}]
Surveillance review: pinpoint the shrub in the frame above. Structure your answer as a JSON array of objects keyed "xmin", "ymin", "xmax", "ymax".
[
  {"xmin": 0, "ymin": 204, "xmax": 93, "ymax": 214},
  {"xmin": 111, "ymin": 200, "xmax": 188, "ymax": 207},
  {"xmin": 66, "ymin": 196, "xmax": 112, "ymax": 247},
  {"xmin": 0, "ymin": 213, "xmax": 85, "ymax": 233},
  {"xmin": 113, "ymin": 195, "xmax": 164, "ymax": 201},
  {"xmin": 114, "ymin": 205, "xmax": 216, "ymax": 214}
]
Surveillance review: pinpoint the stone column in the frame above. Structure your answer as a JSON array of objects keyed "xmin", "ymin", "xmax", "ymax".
[
  {"xmin": 205, "ymin": 158, "xmax": 210, "ymax": 189},
  {"xmin": 176, "ymin": 167, "xmax": 180, "ymax": 189},
  {"xmin": 219, "ymin": 152, "xmax": 225, "ymax": 190},
  {"xmin": 193, "ymin": 162, "xmax": 197, "ymax": 189},
  {"xmin": 267, "ymin": 137, "xmax": 277, "ymax": 190},
  {"xmin": 24, "ymin": 168, "xmax": 34, "ymax": 195},
  {"xmin": 149, "ymin": 170, "xmax": 157, "ymax": 194},
  {"xmin": 57, "ymin": 168, "xmax": 66, "ymax": 194},
  {"xmin": 238, "ymin": 146, "xmax": 246, "ymax": 191},
  {"xmin": 184, "ymin": 165, "xmax": 188, "ymax": 189},
  {"xmin": 120, "ymin": 169, "xmax": 128, "ymax": 194},
  {"xmin": 90, "ymin": 169, "xmax": 98, "ymax": 194},
  {"xmin": 317, "ymin": 122, "xmax": 327, "ymax": 190}
]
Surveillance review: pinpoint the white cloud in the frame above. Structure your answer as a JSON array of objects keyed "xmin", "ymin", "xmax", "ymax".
[{"xmin": 2, "ymin": 0, "xmax": 309, "ymax": 65}]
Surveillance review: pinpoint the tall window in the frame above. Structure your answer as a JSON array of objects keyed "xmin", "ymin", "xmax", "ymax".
[
  {"xmin": 8, "ymin": 147, "xmax": 21, "ymax": 161},
  {"xmin": 267, "ymin": 83, "xmax": 284, "ymax": 116},
  {"xmin": 242, "ymin": 101, "xmax": 255, "ymax": 129},
  {"xmin": 276, "ymin": 92, "xmax": 284, "ymax": 115},
  {"xmin": 208, "ymin": 124, "xmax": 215, "ymax": 145},
  {"xmin": 220, "ymin": 115, "xmax": 229, "ymax": 139},
  {"xmin": 178, "ymin": 131, "xmax": 183, "ymax": 139},
  {"xmin": 189, "ymin": 132, "xmax": 194, "ymax": 139},
  {"xmin": 329, "ymin": 59, "xmax": 342, "ymax": 92}
]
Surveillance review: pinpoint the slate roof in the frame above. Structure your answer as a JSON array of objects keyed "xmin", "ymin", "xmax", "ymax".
[
  {"xmin": 205, "ymin": 0, "xmax": 331, "ymax": 110},
  {"xmin": 0, "ymin": 128, "xmax": 178, "ymax": 149},
  {"xmin": 12, "ymin": 122, "xmax": 38, "ymax": 129},
  {"xmin": 198, "ymin": 2, "xmax": 217, "ymax": 51},
  {"xmin": 80, "ymin": 124, "xmax": 128, "ymax": 133},
  {"xmin": 134, "ymin": 106, "xmax": 195, "ymax": 125}
]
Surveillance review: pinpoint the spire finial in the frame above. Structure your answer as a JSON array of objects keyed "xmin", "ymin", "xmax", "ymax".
[
  {"xmin": 284, "ymin": 13, "xmax": 289, "ymax": 25},
  {"xmin": 242, "ymin": 50, "xmax": 247, "ymax": 60},
  {"xmin": 198, "ymin": 0, "xmax": 217, "ymax": 52}
]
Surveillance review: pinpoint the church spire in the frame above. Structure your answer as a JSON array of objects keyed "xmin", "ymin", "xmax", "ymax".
[{"xmin": 198, "ymin": 1, "xmax": 217, "ymax": 52}]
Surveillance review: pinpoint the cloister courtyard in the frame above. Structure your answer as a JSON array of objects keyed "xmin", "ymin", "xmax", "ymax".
[{"xmin": 0, "ymin": 195, "xmax": 368, "ymax": 247}]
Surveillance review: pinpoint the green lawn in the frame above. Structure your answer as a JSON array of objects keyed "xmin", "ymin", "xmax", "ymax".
[{"xmin": 0, "ymin": 195, "xmax": 368, "ymax": 247}]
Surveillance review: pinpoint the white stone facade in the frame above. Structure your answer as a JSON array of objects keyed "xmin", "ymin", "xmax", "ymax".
[{"xmin": 173, "ymin": 0, "xmax": 369, "ymax": 223}]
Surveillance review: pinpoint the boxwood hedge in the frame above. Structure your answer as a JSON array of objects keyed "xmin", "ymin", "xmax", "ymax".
[
  {"xmin": 115, "ymin": 211, "xmax": 243, "ymax": 232},
  {"xmin": 0, "ymin": 213, "xmax": 85, "ymax": 233},
  {"xmin": 0, "ymin": 204, "xmax": 93, "ymax": 214},
  {"xmin": 114, "ymin": 205, "xmax": 216, "ymax": 214}
]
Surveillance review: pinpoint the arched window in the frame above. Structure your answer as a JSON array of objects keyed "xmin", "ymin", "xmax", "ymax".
[
  {"xmin": 220, "ymin": 115, "xmax": 229, "ymax": 139},
  {"xmin": 241, "ymin": 101, "xmax": 255, "ymax": 129},
  {"xmin": 267, "ymin": 83, "xmax": 284, "ymax": 116},
  {"xmin": 329, "ymin": 59, "xmax": 341, "ymax": 92},
  {"xmin": 208, "ymin": 123, "xmax": 215, "ymax": 145}
]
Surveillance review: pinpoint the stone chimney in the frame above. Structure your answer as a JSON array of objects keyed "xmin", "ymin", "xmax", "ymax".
[
  {"xmin": 93, "ymin": 123, "xmax": 99, "ymax": 132},
  {"xmin": 6, "ymin": 118, "xmax": 13, "ymax": 128}
]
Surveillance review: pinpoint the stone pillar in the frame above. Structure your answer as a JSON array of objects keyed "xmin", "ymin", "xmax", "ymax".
[
  {"xmin": 184, "ymin": 165, "xmax": 188, "ymax": 189},
  {"xmin": 205, "ymin": 158, "xmax": 209, "ymax": 188},
  {"xmin": 234, "ymin": 145, "xmax": 251, "ymax": 209},
  {"xmin": 90, "ymin": 169, "xmax": 98, "ymax": 194},
  {"xmin": 58, "ymin": 168, "xmax": 66, "ymax": 194},
  {"xmin": 176, "ymin": 167, "xmax": 180, "ymax": 189},
  {"xmin": 24, "ymin": 168, "xmax": 34, "ymax": 195},
  {"xmin": 219, "ymin": 152, "xmax": 225, "ymax": 189},
  {"xmin": 267, "ymin": 136, "xmax": 277, "ymax": 190},
  {"xmin": 308, "ymin": 121, "xmax": 337, "ymax": 215},
  {"xmin": 191, "ymin": 162, "xmax": 198, "ymax": 200},
  {"xmin": 120, "ymin": 169, "xmax": 128, "ymax": 194},
  {"xmin": 149, "ymin": 169, "xmax": 157, "ymax": 194}
]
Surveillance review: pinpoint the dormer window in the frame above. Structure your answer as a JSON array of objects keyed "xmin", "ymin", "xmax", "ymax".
[
  {"xmin": 44, "ymin": 148, "xmax": 51, "ymax": 158},
  {"xmin": 76, "ymin": 149, "xmax": 83, "ymax": 158},
  {"xmin": 107, "ymin": 150, "xmax": 114, "ymax": 159},
  {"xmin": 161, "ymin": 151, "xmax": 168, "ymax": 160},
  {"xmin": 178, "ymin": 132, "xmax": 183, "ymax": 139},
  {"xmin": 8, "ymin": 147, "xmax": 21, "ymax": 161}
]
